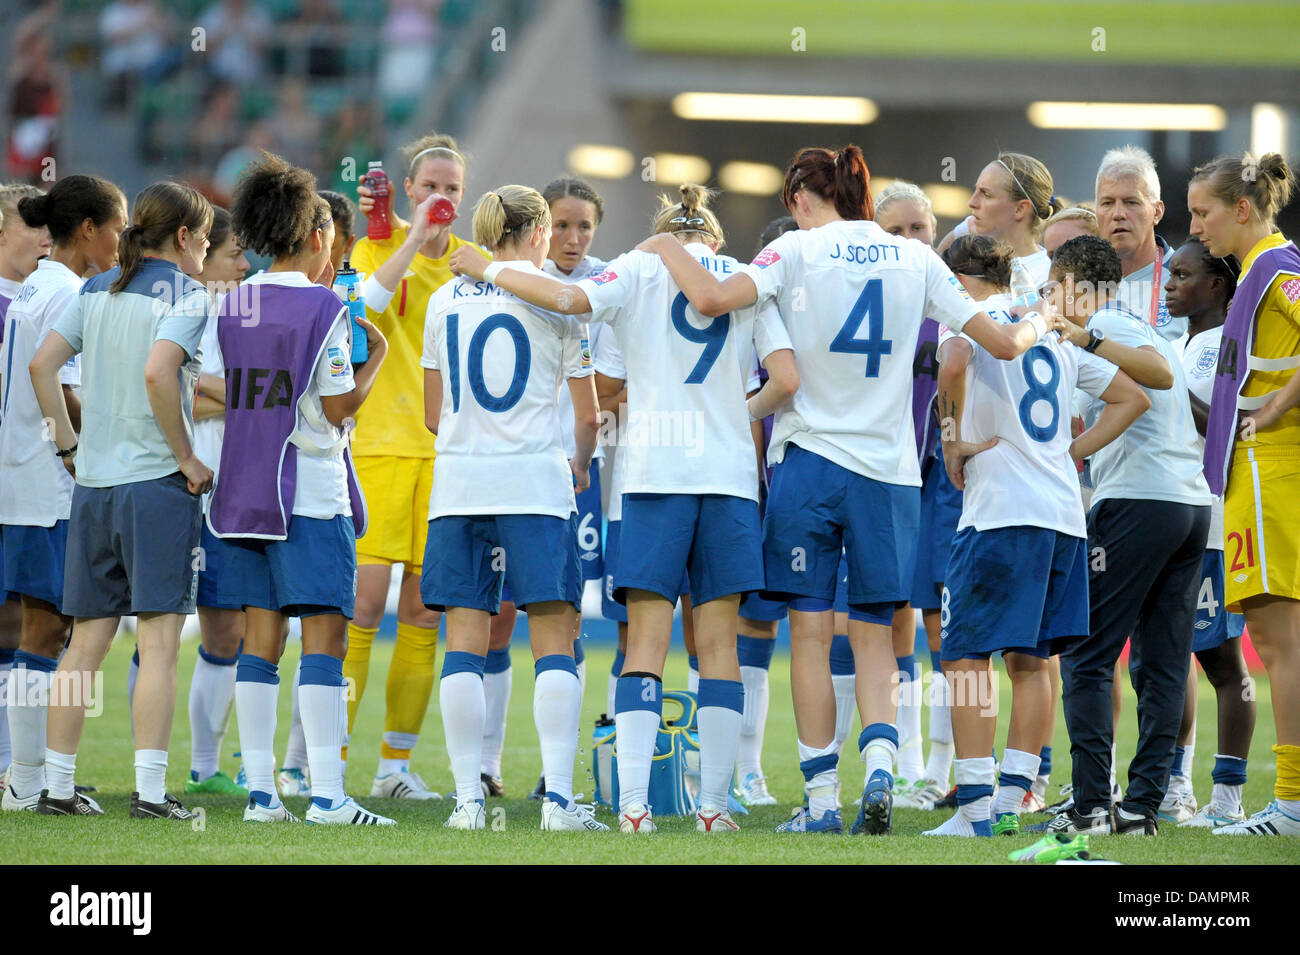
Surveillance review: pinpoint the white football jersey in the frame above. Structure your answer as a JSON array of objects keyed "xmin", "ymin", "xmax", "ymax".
[
  {"xmin": 745, "ymin": 220, "xmax": 983, "ymax": 486},
  {"xmin": 0, "ymin": 259, "xmax": 83, "ymax": 527},
  {"xmin": 1080, "ymin": 303, "xmax": 1211, "ymax": 508},
  {"xmin": 422, "ymin": 261, "xmax": 592, "ymax": 519},
  {"xmin": 544, "ymin": 255, "xmax": 620, "ymax": 460},
  {"xmin": 939, "ymin": 293, "xmax": 1117, "ymax": 537},
  {"xmin": 193, "ymin": 301, "xmax": 226, "ymax": 489},
  {"xmin": 579, "ymin": 242, "xmax": 791, "ymax": 502},
  {"xmin": 1179, "ymin": 325, "xmax": 1225, "ymax": 550}
]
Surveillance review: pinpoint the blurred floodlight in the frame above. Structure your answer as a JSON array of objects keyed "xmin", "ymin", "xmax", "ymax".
[
  {"xmin": 1027, "ymin": 102, "xmax": 1226, "ymax": 130},
  {"xmin": 653, "ymin": 153, "xmax": 712, "ymax": 184},
  {"xmin": 1251, "ymin": 104, "xmax": 1287, "ymax": 157},
  {"xmin": 672, "ymin": 92, "xmax": 878, "ymax": 125},
  {"xmin": 567, "ymin": 144, "xmax": 636, "ymax": 178},
  {"xmin": 719, "ymin": 161, "xmax": 784, "ymax": 195},
  {"xmin": 922, "ymin": 183, "xmax": 973, "ymax": 218}
]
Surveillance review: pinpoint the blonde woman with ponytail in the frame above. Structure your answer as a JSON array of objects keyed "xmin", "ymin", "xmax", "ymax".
[
  {"xmin": 1190, "ymin": 151, "xmax": 1300, "ymax": 837},
  {"xmin": 421, "ymin": 185, "xmax": 604, "ymax": 833},
  {"xmin": 28, "ymin": 180, "xmax": 212, "ymax": 820},
  {"xmin": 451, "ymin": 183, "xmax": 799, "ymax": 835}
]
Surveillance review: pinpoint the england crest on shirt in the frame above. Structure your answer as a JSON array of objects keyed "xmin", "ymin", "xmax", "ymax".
[
  {"xmin": 1194, "ymin": 345, "xmax": 1219, "ymax": 376},
  {"xmin": 1155, "ymin": 299, "xmax": 1172, "ymax": 329}
]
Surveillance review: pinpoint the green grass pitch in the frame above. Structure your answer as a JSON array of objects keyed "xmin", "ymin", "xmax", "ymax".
[{"xmin": 6, "ymin": 635, "xmax": 1293, "ymax": 864}]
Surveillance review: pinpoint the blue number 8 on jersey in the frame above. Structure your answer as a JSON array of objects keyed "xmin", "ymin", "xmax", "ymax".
[{"xmin": 1017, "ymin": 345, "xmax": 1060, "ymax": 442}]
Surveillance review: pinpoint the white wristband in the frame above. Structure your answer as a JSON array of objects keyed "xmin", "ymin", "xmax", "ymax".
[
  {"xmin": 1022, "ymin": 309, "xmax": 1047, "ymax": 341},
  {"xmin": 483, "ymin": 262, "xmax": 506, "ymax": 285}
]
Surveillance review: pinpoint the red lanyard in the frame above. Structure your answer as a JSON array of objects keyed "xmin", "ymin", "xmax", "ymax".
[{"xmin": 1148, "ymin": 243, "xmax": 1163, "ymax": 327}]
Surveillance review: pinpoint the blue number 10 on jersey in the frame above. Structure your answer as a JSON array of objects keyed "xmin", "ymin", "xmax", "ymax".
[
  {"xmin": 830, "ymin": 278, "xmax": 892, "ymax": 377},
  {"xmin": 447, "ymin": 311, "xmax": 532, "ymax": 413}
]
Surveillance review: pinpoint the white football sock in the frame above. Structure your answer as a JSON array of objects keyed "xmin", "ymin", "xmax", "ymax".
[
  {"xmin": 1212, "ymin": 783, "xmax": 1243, "ymax": 814},
  {"xmin": 924, "ymin": 670, "xmax": 954, "ymax": 786},
  {"xmin": 614, "ymin": 709, "xmax": 661, "ymax": 812},
  {"xmin": 533, "ymin": 666, "xmax": 581, "ymax": 805},
  {"xmin": 922, "ymin": 809, "xmax": 980, "ymax": 836},
  {"xmin": 188, "ymin": 650, "xmax": 238, "ymax": 780},
  {"xmin": 831, "ymin": 673, "xmax": 856, "ymax": 755},
  {"xmin": 895, "ymin": 658, "xmax": 924, "ymax": 781},
  {"xmin": 687, "ymin": 661, "xmax": 699, "ymax": 695},
  {"xmin": 956, "ymin": 755, "xmax": 996, "ymax": 824},
  {"xmin": 440, "ymin": 671, "xmax": 486, "ymax": 806},
  {"xmin": 992, "ymin": 748, "xmax": 1041, "ymax": 815},
  {"xmin": 698, "ymin": 688, "xmax": 742, "ymax": 810},
  {"xmin": 576, "ymin": 658, "xmax": 587, "ymax": 697},
  {"xmin": 737, "ymin": 665, "xmax": 770, "ymax": 782},
  {"xmin": 1109, "ymin": 740, "xmax": 1118, "ymax": 792},
  {"xmin": 301, "ymin": 682, "xmax": 346, "ymax": 807},
  {"xmin": 283, "ymin": 658, "xmax": 307, "ymax": 770},
  {"xmin": 44, "ymin": 748, "xmax": 76, "ymax": 800},
  {"xmin": 862, "ymin": 732, "xmax": 898, "ymax": 790},
  {"xmin": 135, "ymin": 748, "xmax": 168, "ymax": 805},
  {"xmin": 1179, "ymin": 730, "xmax": 1196, "ymax": 778},
  {"xmin": 481, "ymin": 666, "xmax": 512, "ymax": 778},
  {"xmin": 0, "ymin": 657, "xmax": 12, "ymax": 771},
  {"xmin": 7, "ymin": 662, "xmax": 51, "ymax": 798},
  {"xmin": 799, "ymin": 739, "xmax": 839, "ymax": 818},
  {"xmin": 235, "ymin": 677, "xmax": 278, "ymax": 802}
]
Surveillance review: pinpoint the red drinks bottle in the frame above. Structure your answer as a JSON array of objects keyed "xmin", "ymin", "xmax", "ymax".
[
  {"xmin": 363, "ymin": 161, "xmax": 391, "ymax": 240},
  {"xmin": 428, "ymin": 196, "xmax": 456, "ymax": 225}
]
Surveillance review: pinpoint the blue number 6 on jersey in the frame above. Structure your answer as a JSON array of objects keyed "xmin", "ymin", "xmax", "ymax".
[
  {"xmin": 671, "ymin": 292, "xmax": 730, "ymax": 384},
  {"xmin": 830, "ymin": 278, "xmax": 891, "ymax": 377}
]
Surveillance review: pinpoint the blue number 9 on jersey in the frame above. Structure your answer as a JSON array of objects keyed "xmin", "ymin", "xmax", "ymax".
[
  {"xmin": 830, "ymin": 278, "xmax": 892, "ymax": 377},
  {"xmin": 671, "ymin": 292, "xmax": 730, "ymax": 384},
  {"xmin": 1017, "ymin": 345, "xmax": 1060, "ymax": 442}
]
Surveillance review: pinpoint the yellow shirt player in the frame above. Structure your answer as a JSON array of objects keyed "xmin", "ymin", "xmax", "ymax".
[
  {"xmin": 344, "ymin": 135, "xmax": 486, "ymax": 800},
  {"xmin": 1188, "ymin": 150, "xmax": 1300, "ymax": 836}
]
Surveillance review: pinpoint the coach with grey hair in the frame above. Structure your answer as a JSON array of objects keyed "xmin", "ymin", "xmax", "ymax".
[
  {"xmin": 1094, "ymin": 145, "xmax": 1185, "ymax": 343},
  {"xmin": 1047, "ymin": 234, "xmax": 1211, "ymax": 836}
]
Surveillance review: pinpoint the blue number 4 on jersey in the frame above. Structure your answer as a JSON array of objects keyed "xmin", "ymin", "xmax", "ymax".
[{"xmin": 830, "ymin": 278, "xmax": 891, "ymax": 377}]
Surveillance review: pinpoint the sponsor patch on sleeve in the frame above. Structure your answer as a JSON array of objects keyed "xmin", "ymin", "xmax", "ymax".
[
  {"xmin": 580, "ymin": 337, "xmax": 593, "ymax": 368},
  {"xmin": 327, "ymin": 346, "xmax": 348, "ymax": 377},
  {"xmin": 946, "ymin": 274, "xmax": 973, "ymax": 300},
  {"xmin": 1281, "ymin": 276, "xmax": 1300, "ymax": 304},
  {"xmin": 589, "ymin": 270, "xmax": 618, "ymax": 286},
  {"xmin": 752, "ymin": 248, "xmax": 781, "ymax": 268}
]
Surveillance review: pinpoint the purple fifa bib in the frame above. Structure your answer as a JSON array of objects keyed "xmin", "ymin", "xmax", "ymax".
[
  {"xmin": 911, "ymin": 318, "xmax": 941, "ymax": 467},
  {"xmin": 1204, "ymin": 241, "xmax": 1300, "ymax": 495},
  {"xmin": 208, "ymin": 282, "xmax": 366, "ymax": 539}
]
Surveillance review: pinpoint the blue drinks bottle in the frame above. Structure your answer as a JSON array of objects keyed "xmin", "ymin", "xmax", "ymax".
[{"xmin": 332, "ymin": 257, "xmax": 368, "ymax": 366}]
